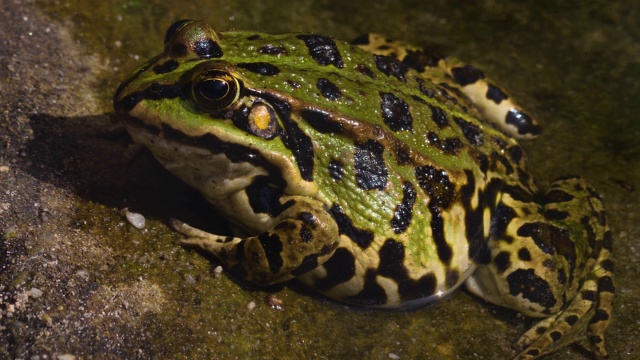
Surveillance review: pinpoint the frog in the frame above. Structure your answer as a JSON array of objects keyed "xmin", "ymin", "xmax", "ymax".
[{"xmin": 113, "ymin": 20, "xmax": 614, "ymax": 359}]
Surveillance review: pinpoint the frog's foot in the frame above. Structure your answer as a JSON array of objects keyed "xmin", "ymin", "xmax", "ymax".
[
  {"xmin": 467, "ymin": 176, "xmax": 614, "ymax": 359},
  {"xmin": 511, "ymin": 178, "xmax": 615, "ymax": 359},
  {"xmin": 171, "ymin": 196, "xmax": 340, "ymax": 285},
  {"xmin": 513, "ymin": 271, "xmax": 607, "ymax": 358},
  {"xmin": 514, "ymin": 231, "xmax": 614, "ymax": 360}
]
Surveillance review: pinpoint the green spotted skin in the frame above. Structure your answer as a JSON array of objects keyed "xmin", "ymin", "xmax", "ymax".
[{"xmin": 114, "ymin": 20, "xmax": 614, "ymax": 360}]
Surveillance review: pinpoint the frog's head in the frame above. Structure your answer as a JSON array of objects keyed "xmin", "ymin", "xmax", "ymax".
[{"xmin": 114, "ymin": 20, "xmax": 352, "ymax": 196}]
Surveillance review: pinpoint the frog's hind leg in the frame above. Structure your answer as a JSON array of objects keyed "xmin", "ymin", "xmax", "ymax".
[
  {"xmin": 353, "ymin": 34, "xmax": 540, "ymax": 139},
  {"xmin": 466, "ymin": 176, "xmax": 614, "ymax": 359},
  {"xmin": 172, "ymin": 195, "xmax": 340, "ymax": 285}
]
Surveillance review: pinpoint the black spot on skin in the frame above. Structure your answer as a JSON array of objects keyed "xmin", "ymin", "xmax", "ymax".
[
  {"xmin": 114, "ymin": 82, "xmax": 185, "ymax": 113},
  {"xmin": 169, "ymin": 43, "xmax": 189, "ymax": 58},
  {"xmin": 328, "ymin": 160, "xmax": 344, "ymax": 181},
  {"xmin": 153, "ymin": 60, "xmax": 179, "ymax": 74},
  {"xmin": 291, "ymin": 254, "xmax": 319, "ymax": 275},
  {"xmin": 442, "ymin": 138, "xmax": 464, "ymax": 155},
  {"xmin": 590, "ymin": 309, "xmax": 610, "ymax": 323},
  {"xmin": 427, "ymin": 104, "xmax": 449, "ymax": 128},
  {"xmin": 428, "ymin": 204, "xmax": 453, "ymax": 265},
  {"xmin": 317, "ymin": 78, "xmax": 342, "ymax": 100},
  {"xmin": 493, "ymin": 136, "xmax": 508, "ymax": 150},
  {"xmin": 395, "ymin": 145, "xmax": 412, "ymax": 165},
  {"xmin": 237, "ymin": 62, "xmax": 281, "ymax": 76},
  {"xmin": 258, "ymin": 232, "xmax": 284, "ymax": 274},
  {"xmin": 602, "ymin": 231, "xmax": 613, "ymax": 250},
  {"xmin": 549, "ymin": 331, "xmax": 562, "ymax": 342},
  {"xmin": 355, "ymin": 64, "xmax": 376, "ymax": 78},
  {"xmin": 401, "ymin": 49, "xmax": 440, "ymax": 72},
  {"xmin": 565, "ymin": 315, "xmax": 579, "ymax": 326},
  {"xmin": 391, "ymin": 182, "xmax": 417, "ymax": 234},
  {"xmin": 451, "ymin": 65, "xmax": 485, "ymax": 86},
  {"xmin": 525, "ymin": 349, "xmax": 540, "ymax": 357},
  {"xmin": 544, "ymin": 209, "xmax": 570, "ymax": 221},
  {"xmin": 535, "ymin": 326, "xmax": 548, "ymax": 335},
  {"xmin": 453, "ymin": 116, "xmax": 483, "ymax": 146},
  {"xmin": 489, "ymin": 202, "xmax": 517, "ymax": 243},
  {"xmin": 426, "ymin": 131, "xmax": 462, "ymax": 156},
  {"xmin": 598, "ymin": 276, "xmax": 615, "ymax": 293},
  {"xmin": 329, "ymin": 204, "xmax": 374, "ymax": 249},
  {"xmin": 557, "ymin": 269, "xmax": 567, "ymax": 285},
  {"xmin": 380, "ymin": 92, "xmax": 413, "ymax": 131},
  {"xmin": 301, "ymin": 108, "xmax": 343, "ymax": 134},
  {"xmin": 374, "ymin": 54, "xmax": 409, "ymax": 82},
  {"xmin": 287, "ymin": 80, "xmax": 301, "ymax": 88},
  {"xmin": 486, "ymin": 84, "xmax": 508, "ymax": 104},
  {"xmin": 378, "ymin": 238, "xmax": 406, "ymax": 279},
  {"xmin": 297, "ymin": 34, "xmax": 344, "ymax": 68},
  {"xmin": 506, "ymin": 109, "xmax": 542, "ymax": 136},
  {"xmin": 542, "ymin": 189, "xmax": 575, "ymax": 204},
  {"xmin": 245, "ymin": 176, "xmax": 290, "ymax": 217},
  {"xmin": 246, "ymin": 34, "xmax": 261, "ymax": 41},
  {"xmin": 300, "ymin": 227, "xmax": 313, "ymax": 242},
  {"xmin": 518, "ymin": 248, "xmax": 532, "ymax": 261},
  {"xmin": 600, "ymin": 259, "xmax": 614, "ymax": 273},
  {"xmin": 354, "ymin": 140, "xmax": 388, "ymax": 190},
  {"xmin": 445, "ymin": 269, "xmax": 460, "ymax": 288},
  {"xmin": 493, "ymin": 251, "xmax": 511, "ymax": 273},
  {"xmin": 416, "ymin": 78, "xmax": 437, "ymax": 99},
  {"xmin": 506, "ymin": 268, "xmax": 557, "ymax": 309},
  {"xmin": 478, "ymin": 154, "xmax": 489, "ymax": 174},
  {"xmin": 258, "ymin": 45, "xmax": 288, "ymax": 55},
  {"xmin": 414, "ymin": 165, "xmax": 454, "ymax": 209},
  {"xmin": 581, "ymin": 290, "xmax": 597, "ymax": 302},
  {"xmin": 590, "ymin": 335, "xmax": 604, "ymax": 346},
  {"xmin": 349, "ymin": 34, "xmax": 370, "ymax": 45},
  {"xmin": 314, "ymin": 248, "xmax": 356, "ymax": 291},
  {"xmin": 298, "ymin": 211, "xmax": 317, "ymax": 227},
  {"xmin": 348, "ymin": 270, "xmax": 387, "ymax": 306},
  {"xmin": 506, "ymin": 146, "xmax": 523, "ymax": 165},
  {"xmin": 193, "ymin": 38, "xmax": 223, "ymax": 59}
]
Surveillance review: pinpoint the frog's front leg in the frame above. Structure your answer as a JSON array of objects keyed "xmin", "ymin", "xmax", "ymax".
[
  {"xmin": 172, "ymin": 195, "xmax": 340, "ymax": 285},
  {"xmin": 466, "ymin": 177, "xmax": 614, "ymax": 359}
]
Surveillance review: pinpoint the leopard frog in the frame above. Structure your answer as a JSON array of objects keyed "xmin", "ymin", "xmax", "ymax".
[{"xmin": 113, "ymin": 20, "xmax": 614, "ymax": 359}]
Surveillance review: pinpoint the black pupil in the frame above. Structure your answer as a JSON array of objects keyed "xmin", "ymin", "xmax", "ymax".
[{"xmin": 198, "ymin": 78, "xmax": 229, "ymax": 100}]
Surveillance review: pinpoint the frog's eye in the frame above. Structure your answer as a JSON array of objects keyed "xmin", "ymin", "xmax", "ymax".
[{"xmin": 191, "ymin": 70, "xmax": 241, "ymax": 110}]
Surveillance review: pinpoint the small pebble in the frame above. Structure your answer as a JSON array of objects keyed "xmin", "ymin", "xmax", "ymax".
[
  {"xmin": 214, "ymin": 266, "xmax": 223, "ymax": 277},
  {"xmin": 29, "ymin": 288, "xmax": 43, "ymax": 299},
  {"xmin": 57, "ymin": 355, "xmax": 77, "ymax": 360},
  {"xmin": 75, "ymin": 270, "xmax": 89, "ymax": 280},
  {"xmin": 264, "ymin": 294, "xmax": 284, "ymax": 311},
  {"xmin": 125, "ymin": 211, "xmax": 146, "ymax": 229}
]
